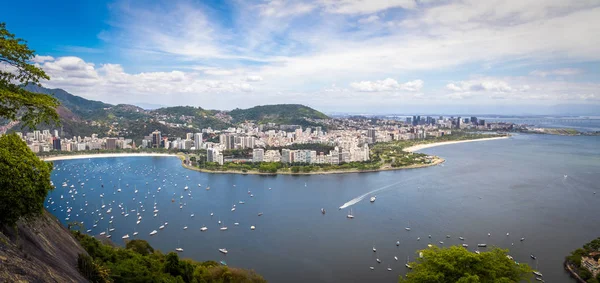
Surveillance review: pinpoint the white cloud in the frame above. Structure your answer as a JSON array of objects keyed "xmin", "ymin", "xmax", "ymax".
[
  {"xmin": 358, "ymin": 15, "xmax": 380, "ymax": 24},
  {"xmin": 530, "ymin": 68, "xmax": 583, "ymax": 77},
  {"xmin": 31, "ymin": 55, "xmax": 55, "ymax": 63},
  {"xmin": 259, "ymin": 0, "xmax": 316, "ymax": 17},
  {"xmin": 204, "ymin": 69, "xmax": 235, "ymax": 76},
  {"xmin": 350, "ymin": 78, "xmax": 423, "ymax": 92},
  {"xmin": 246, "ymin": 75, "xmax": 263, "ymax": 82},
  {"xmin": 445, "ymin": 77, "xmax": 599, "ymax": 101},
  {"xmin": 321, "ymin": 0, "xmax": 417, "ymax": 14}
]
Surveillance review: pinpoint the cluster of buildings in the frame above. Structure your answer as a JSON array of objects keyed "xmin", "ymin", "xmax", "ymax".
[{"xmin": 9, "ymin": 115, "xmax": 509, "ymax": 165}]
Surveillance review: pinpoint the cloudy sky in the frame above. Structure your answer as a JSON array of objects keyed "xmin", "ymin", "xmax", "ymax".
[{"xmin": 5, "ymin": 0, "xmax": 600, "ymax": 114}]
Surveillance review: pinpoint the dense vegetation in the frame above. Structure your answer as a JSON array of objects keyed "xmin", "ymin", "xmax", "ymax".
[
  {"xmin": 399, "ymin": 246, "xmax": 532, "ymax": 283},
  {"xmin": 0, "ymin": 134, "xmax": 54, "ymax": 225},
  {"xmin": 0, "ymin": 23, "xmax": 59, "ymax": 226},
  {"xmin": 565, "ymin": 237, "xmax": 600, "ymax": 283},
  {"xmin": 228, "ymin": 104, "xmax": 328, "ymax": 125},
  {"xmin": 72, "ymin": 232, "xmax": 266, "ymax": 283}
]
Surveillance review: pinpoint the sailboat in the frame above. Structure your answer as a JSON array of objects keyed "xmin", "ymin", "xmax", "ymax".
[
  {"xmin": 150, "ymin": 230, "xmax": 158, "ymax": 236},
  {"xmin": 405, "ymin": 221, "xmax": 411, "ymax": 231},
  {"xmin": 347, "ymin": 209, "xmax": 354, "ymax": 219},
  {"xmin": 200, "ymin": 225, "xmax": 208, "ymax": 231},
  {"xmin": 220, "ymin": 222, "xmax": 228, "ymax": 231},
  {"xmin": 321, "ymin": 208, "xmax": 326, "ymax": 214},
  {"xmin": 405, "ymin": 256, "xmax": 412, "ymax": 269},
  {"xmin": 175, "ymin": 240, "xmax": 183, "ymax": 252},
  {"xmin": 122, "ymin": 234, "xmax": 130, "ymax": 239},
  {"xmin": 370, "ymin": 195, "xmax": 376, "ymax": 202}
]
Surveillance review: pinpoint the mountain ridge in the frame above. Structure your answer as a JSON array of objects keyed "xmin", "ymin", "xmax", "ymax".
[{"xmin": 17, "ymin": 85, "xmax": 329, "ymax": 139}]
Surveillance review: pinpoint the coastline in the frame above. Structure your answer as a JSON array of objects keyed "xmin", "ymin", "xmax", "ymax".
[
  {"xmin": 403, "ymin": 136, "xmax": 509, "ymax": 152},
  {"xmin": 180, "ymin": 157, "xmax": 445, "ymax": 175},
  {"xmin": 40, "ymin": 153, "xmax": 178, "ymax": 161},
  {"xmin": 41, "ymin": 136, "xmax": 507, "ymax": 174}
]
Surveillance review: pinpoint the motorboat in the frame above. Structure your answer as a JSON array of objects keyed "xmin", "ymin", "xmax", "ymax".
[
  {"xmin": 370, "ymin": 196, "xmax": 376, "ymax": 202},
  {"xmin": 219, "ymin": 248, "xmax": 228, "ymax": 254}
]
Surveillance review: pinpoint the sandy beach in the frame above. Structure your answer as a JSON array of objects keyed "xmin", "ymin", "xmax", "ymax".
[
  {"xmin": 403, "ymin": 136, "xmax": 509, "ymax": 152},
  {"xmin": 41, "ymin": 153, "xmax": 178, "ymax": 161}
]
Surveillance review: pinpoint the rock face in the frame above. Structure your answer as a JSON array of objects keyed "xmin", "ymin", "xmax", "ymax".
[{"xmin": 0, "ymin": 210, "xmax": 88, "ymax": 282}]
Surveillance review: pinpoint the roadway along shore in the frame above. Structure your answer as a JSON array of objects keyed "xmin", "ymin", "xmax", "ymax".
[{"xmin": 403, "ymin": 136, "xmax": 509, "ymax": 152}]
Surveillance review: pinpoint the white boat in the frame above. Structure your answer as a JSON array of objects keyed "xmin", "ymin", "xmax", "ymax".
[
  {"xmin": 394, "ymin": 256, "xmax": 398, "ymax": 261},
  {"xmin": 219, "ymin": 248, "xmax": 228, "ymax": 254},
  {"xmin": 159, "ymin": 225, "xmax": 165, "ymax": 230},
  {"xmin": 234, "ymin": 223, "xmax": 239, "ymax": 226},
  {"xmin": 405, "ymin": 222, "xmax": 411, "ymax": 231},
  {"xmin": 250, "ymin": 226, "xmax": 255, "ymax": 230},
  {"xmin": 184, "ymin": 186, "xmax": 188, "ymax": 190},
  {"xmin": 122, "ymin": 234, "xmax": 130, "ymax": 239},
  {"xmin": 478, "ymin": 243, "xmax": 487, "ymax": 247},
  {"xmin": 370, "ymin": 196, "xmax": 376, "ymax": 202},
  {"xmin": 387, "ymin": 266, "xmax": 392, "ymax": 271},
  {"xmin": 475, "ymin": 250, "xmax": 480, "ymax": 254},
  {"xmin": 99, "ymin": 231, "xmax": 106, "ymax": 236},
  {"xmin": 533, "ymin": 271, "xmax": 543, "ymax": 277},
  {"xmin": 175, "ymin": 248, "xmax": 184, "ymax": 252},
  {"xmin": 200, "ymin": 226, "xmax": 208, "ymax": 231},
  {"xmin": 183, "ymin": 226, "xmax": 188, "ymax": 230},
  {"xmin": 372, "ymin": 246, "xmax": 376, "ymax": 252},
  {"xmin": 369, "ymin": 267, "xmax": 374, "ymax": 270},
  {"xmin": 133, "ymin": 232, "xmax": 138, "ymax": 236},
  {"xmin": 220, "ymin": 226, "xmax": 228, "ymax": 231},
  {"xmin": 258, "ymin": 212, "xmax": 263, "ymax": 216},
  {"xmin": 376, "ymin": 258, "xmax": 381, "ymax": 263},
  {"xmin": 396, "ymin": 241, "xmax": 400, "ymax": 246},
  {"xmin": 347, "ymin": 209, "xmax": 354, "ymax": 219},
  {"xmin": 150, "ymin": 230, "xmax": 158, "ymax": 236},
  {"xmin": 231, "ymin": 207, "xmax": 236, "ymax": 212},
  {"xmin": 239, "ymin": 201, "xmax": 245, "ymax": 204},
  {"xmin": 405, "ymin": 256, "xmax": 412, "ymax": 269}
]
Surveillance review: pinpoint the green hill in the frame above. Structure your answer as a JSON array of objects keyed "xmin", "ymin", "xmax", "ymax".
[
  {"xmin": 15, "ymin": 86, "xmax": 329, "ymax": 139},
  {"xmin": 229, "ymin": 104, "xmax": 329, "ymax": 125}
]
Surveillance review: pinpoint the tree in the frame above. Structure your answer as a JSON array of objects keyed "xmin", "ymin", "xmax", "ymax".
[
  {"xmin": 399, "ymin": 246, "xmax": 532, "ymax": 283},
  {"xmin": 126, "ymin": 239, "xmax": 154, "ymax": 256},
  {"xmin": 164, "ymin": 252, "xmax": 181, "ymax": 277},
  {"xmin": 0, "ymin": 134, "xmax": 54, "ymax": 225},
  {"xmin": 1, "ymin": 22, "xmax": 59, "ymax": 129}
]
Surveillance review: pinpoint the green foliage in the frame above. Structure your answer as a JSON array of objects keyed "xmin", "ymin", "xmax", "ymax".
[
  {"xmin": 0, "ymin": 134, "xmax": 54, "ymax": 225},
  {"xmin": 126, "ymin": 239, "xmax": 154, "ymax": 256},
  {"xmin": 0, "ymin": 23, "xmax": 60, "ymax": 129},
  {"xmin": 399, "ymin": 246, "xmax": 532, "ymax": 283},
  {"xmin": 229, "ymin": 104, "xmax": 328, "ymax": 124},
  {"xmin": 77, "ymin": 253, "xmax": 111, "ymax": 283},
  {"xmin": 72, "ymin": 231, "xmax": 266, "ymax": 283}
]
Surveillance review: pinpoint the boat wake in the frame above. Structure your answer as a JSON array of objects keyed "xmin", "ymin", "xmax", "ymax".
[{"xmin": 338, "ymin": 180, "xmax": 405, "ymax": 210}]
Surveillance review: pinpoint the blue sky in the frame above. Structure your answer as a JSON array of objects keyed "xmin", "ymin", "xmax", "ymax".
[{"xmin": 3, "ymin": 0, "xmax": 600, "ymax": 114}]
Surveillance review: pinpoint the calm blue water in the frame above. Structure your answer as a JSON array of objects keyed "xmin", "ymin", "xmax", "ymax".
[
  {"xmin": 482, "ymin": 117, "xmax": 600, "ymax": 132},
  {"xmin": 46, "ymin": 134, "xmax": 600, "ymax": 283}
]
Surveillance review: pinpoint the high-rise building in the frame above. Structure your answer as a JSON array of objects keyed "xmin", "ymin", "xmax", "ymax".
[
  {"xmin": 151, "ymin": 130, "xmax": 162, "ymax": 148},
  {"xmin": 52, "ymin": 137, "xmax": 61, "ymax": 151},
  {"xmin": 252, "ymin": 148, "xmax": 264, "ymax": 163},
  {"xmin": 281, "ymin": 149, "xmax": 292, "ymax": 163},
  {"xmin": 470, "ymin": 117, "xmax": 478, "ymax": 125},
  {"xmin": 456, "ymin": 117, "xmax": 461, "ymax": 129},
  {"xmin": 186, "ymin": 133, "xmax": 193, "ymax": 140},
  {"xmin": 106, "ymin": 138, "xmax": 117, "ymax": 150},
  {"xmin": 194, "ymin": 133, "xmax": 203, "ymax": 149},
  {"xmin": 367, "ymin": 128, "xmax": 376, "ymax": 143}
]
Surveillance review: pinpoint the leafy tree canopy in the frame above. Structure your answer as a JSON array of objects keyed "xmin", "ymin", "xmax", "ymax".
[
  {"xmin": 0, "ymin": 133, "xmax": 54, "ymax": 225},
  {"xmin": 0, "ymin": 22, "xmax": 59, "ymax": 129},
  {"xmin": 399, "ymin": 246, "xmax": 532, "ymax": 283}
]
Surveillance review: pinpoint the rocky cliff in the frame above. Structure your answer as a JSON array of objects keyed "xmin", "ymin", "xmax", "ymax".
[{"xmin": 0, "ymin": 210, "xmax": 88, "ymax": 282}]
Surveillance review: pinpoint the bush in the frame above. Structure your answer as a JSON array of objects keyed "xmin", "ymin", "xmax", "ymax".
[
  {"xmin": 77, "ymin": 253, "xmax": 111, "ymax": 283},
  {"xmin": 0, "ymin": 134, "xmax": 54, "ymax": 225}
]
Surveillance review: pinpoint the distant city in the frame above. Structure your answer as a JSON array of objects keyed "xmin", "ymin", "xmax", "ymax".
[{"xmin": 13, "ymin": 116, "xmax": 520, "ymax": 166}]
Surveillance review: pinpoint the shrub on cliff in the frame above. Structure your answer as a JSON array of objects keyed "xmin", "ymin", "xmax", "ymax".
[{"xmin": 0, "ymin": 134, "xmax": 54, "ymax": 226}]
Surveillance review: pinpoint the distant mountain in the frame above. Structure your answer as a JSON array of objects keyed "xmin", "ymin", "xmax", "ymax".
[
  {"xmin": 15, "ymin": 86, "xmax": 328, "ymax": 139},
  {"xmin": 229, "ymin": 104, "xmax": 329, "ymax": 126}
]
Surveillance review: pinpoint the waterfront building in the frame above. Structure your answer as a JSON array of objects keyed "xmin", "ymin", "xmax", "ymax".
[{"xmin": 253, "ymin": 148, "xmax": 264, "ymax": 163}]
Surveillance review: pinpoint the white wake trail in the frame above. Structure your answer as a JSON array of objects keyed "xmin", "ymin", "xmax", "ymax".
[{"xmin": 338, "ymin": 180, "xmax": 405, "ymax": 210}]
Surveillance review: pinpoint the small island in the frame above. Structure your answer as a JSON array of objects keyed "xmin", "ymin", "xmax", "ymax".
[{"xmin": 565, "ymin": 237, "xmax": 600, "ymax": 283}]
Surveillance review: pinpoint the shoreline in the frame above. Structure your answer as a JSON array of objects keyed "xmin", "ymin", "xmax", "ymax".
[
  {"xmin": 403, "ymin": 136, "xmax": 509, "ymax": 152},
  {"xmin": 40, "ymin": 153, "xmax": 178, "ymax": 161},
  {"xmin": 180, "ymin": 157, "xmax": 445, "ymax": 176},
  {"xmin": 41, "ymin": 136, "xmax": 507, "ymax": 175}
]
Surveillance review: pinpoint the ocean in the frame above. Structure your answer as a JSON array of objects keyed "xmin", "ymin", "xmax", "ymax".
[{"xmin": 47, "ymin": 133, "xmax": 600, "ymax": 282}]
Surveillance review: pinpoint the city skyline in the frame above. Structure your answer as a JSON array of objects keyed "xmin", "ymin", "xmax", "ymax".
[{"xmin": 2, "ymin": 0, "xmax": 599, "ymax": 114}]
